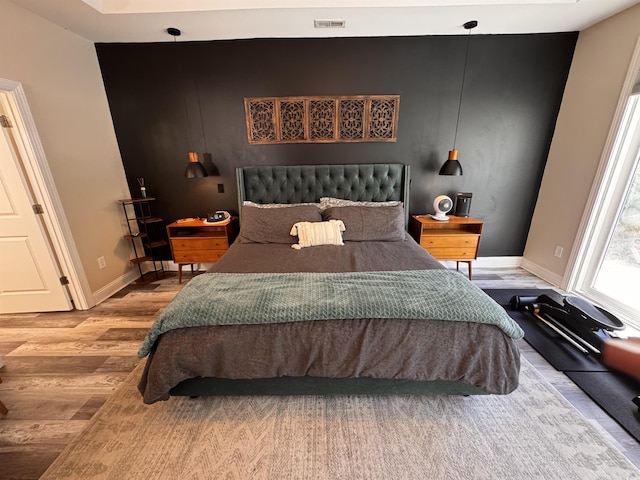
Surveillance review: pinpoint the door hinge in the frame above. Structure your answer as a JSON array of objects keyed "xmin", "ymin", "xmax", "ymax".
[
  {"xmin": 60, "ymin": 276, "xmax": 70, "ymax": 285},
  {"xmin": 33, "ymin": 204, "xmax": 45, "ymax": 214},
  {"xmin": 0, "ymin": 115, "xmax": 11, "ymax": 128}
]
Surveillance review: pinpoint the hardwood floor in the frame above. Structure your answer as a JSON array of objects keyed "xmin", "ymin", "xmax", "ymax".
[
  {"xmin": 0, "ymin": 267, "xmax": 639, "ymax": 479},
  {"xmin": 0, "ymin": 274, "xmax": 182, "ymax": 479}
]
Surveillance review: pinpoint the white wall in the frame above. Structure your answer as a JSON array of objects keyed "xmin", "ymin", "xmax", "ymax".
[
  {"xmin": 523, "ymin": 3, "xmax": 640, "ymax": 286},
  {"xmin": 0, "ymin": 0, "xmax": 135, "ymax": 302}
]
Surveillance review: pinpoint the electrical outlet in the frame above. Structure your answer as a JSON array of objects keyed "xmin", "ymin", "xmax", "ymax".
[
  {"xmin": 98, "ymin": 256, "xmax": 106, "ymax": 269},
  {"xmin": 554, "ymin": 246, "xmax": 563, "ymax": 258},
  {"xmin": 217, "ymin": 183, "xmax": 224, "ymax": 193}
]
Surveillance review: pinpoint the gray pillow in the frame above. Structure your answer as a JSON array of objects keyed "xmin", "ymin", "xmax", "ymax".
[
  {"xmin": 240, "ymin": 204, "xmax": 323, "ymax": 243},
  {"xmin": 322, "ymin": 205, "xmax": 405, "ymax": 242},
  {"xmin": 320, "ymin": 197, "xmax": 402, "ymax": 209},
  {"xmin": 243, "ymin": 201, "xmax": 322, "ymax": 209}
]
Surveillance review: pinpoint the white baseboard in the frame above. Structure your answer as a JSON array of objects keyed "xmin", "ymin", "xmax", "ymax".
[
  {"xmin": 164, "ymin": 261, "xmax": 214, "ymax": 272},
  {"xmin": 89, "ymin": 267, "xmax": 146, "ymax": 308},
  {"xmin": 90, "ymin": 261, "xmax": 192, "ymax": 307},
  {"xmin": 476, "ymin": 256, "xmax": 523, "ymax": 268},
  {"xmin": 440, "ymin": 256, "xmax": 523, "ymax": 269},
  {"xmin": 520, "ymin": 258, "xmax": 563, "ymax": 287}
]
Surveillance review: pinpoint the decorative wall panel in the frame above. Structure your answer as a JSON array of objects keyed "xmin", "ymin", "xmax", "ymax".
[
  {"xmin": 309, "ymin": 99, "xmax": 336, "ymax": 141},
  {"xmin": 248, "ymin": 99, "xmax": 276, "ymax": 142},
  {"xmin": 245, "ymin": 95, "xmax": 399, "ymax": 144}
]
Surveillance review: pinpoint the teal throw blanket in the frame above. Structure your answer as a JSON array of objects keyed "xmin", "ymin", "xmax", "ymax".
[{"xmin": 138, "ymin": 270, "xmax": 524, "ymax": 358}]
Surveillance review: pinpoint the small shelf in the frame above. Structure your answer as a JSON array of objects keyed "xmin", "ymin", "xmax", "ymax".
[
  {"xmin": 119, "ymin": 197, "xmax": 156, "ymax": 203},
  {"xmin": 147, "ymin": 240, "xmax": 169, "ymax": 248},
  {"xmin": 119, "ymin": 197, "xmax": 166, "ymax": 280},
  {"xmin": 139, "ymin": 217, "xmax": 164, "ymax": 224},
  {"xmin": 130, "ymin": 255, "xmax": 153, "ymax": 265},
  {"xmin": 123, "ymin": 233, "xmax": 148, "ymax": 240}
]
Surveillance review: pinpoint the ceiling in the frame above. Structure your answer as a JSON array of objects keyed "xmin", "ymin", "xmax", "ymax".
[{"xmin": 8, "ymin": 0, "xmax": 640, "ymax": 43}]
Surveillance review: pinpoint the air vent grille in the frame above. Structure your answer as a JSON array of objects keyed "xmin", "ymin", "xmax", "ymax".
[{"xmin": 314, "ymin": 19, "xmax": 346, "ymax": 29}]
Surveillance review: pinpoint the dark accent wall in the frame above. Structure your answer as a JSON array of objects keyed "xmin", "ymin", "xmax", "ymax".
[{"xmin": 96, "ymin": 33, "xmax": 577, "ymax": 258}]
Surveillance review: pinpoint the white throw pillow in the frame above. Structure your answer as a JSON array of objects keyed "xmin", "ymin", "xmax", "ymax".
[{"xmin": 289, "ymin": 220, "xmax": 346, "ymax": 250}]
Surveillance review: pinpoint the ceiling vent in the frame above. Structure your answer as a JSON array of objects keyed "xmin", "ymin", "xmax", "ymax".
[{"xmin": 314, "ymin": 19, "xmax": 346, "ymax": 29}]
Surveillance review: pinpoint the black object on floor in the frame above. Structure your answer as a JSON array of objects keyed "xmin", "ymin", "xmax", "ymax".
[
  {"xmin": 484, "ymin": 288, "xmax": 640, "ymax": 443},
  {"xmin": 485, "ymin": 289, "xmax": 609, "ymax": 372}
]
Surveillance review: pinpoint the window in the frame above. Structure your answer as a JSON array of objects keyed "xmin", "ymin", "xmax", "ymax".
[{"xmin": 570, "ymin": 63, "xmax": 640, "ymax": 330}]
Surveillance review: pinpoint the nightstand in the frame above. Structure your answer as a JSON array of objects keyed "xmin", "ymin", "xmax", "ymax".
[
  {"xmin": 167, "ymin": 218, "xmax": 238, "ymax": 283},
  {"xmin": 409, "ymin": 215, "xmax": 483, "ymax": 280}
]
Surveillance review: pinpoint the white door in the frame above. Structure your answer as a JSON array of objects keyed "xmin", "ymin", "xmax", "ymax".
[{"xmin": 0, "ymin": 123, "xmax": 72, "ymax": 313}]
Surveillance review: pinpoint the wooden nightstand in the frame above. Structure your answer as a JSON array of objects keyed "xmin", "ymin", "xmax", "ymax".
[
  {"xmin": 409, "ymin": 215, "xmax": 483, "ymax": 279},
  {"xmin": 167, "ymin": 218, "xmax": 238, "ymax": 283}
]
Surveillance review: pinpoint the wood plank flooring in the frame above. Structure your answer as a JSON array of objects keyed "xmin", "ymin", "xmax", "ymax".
[{"xmin": 1, "ymin": 268, "xmax": 639, "ymax": 479}]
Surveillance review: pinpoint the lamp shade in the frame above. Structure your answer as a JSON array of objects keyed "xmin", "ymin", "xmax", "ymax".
[
  {"xmin": 184, "ymin": 151, "xmax": 208, "ymax": 178},
  {"xmin": 439, "ymin": 150, "xmax": 463, "ymax": 176}
]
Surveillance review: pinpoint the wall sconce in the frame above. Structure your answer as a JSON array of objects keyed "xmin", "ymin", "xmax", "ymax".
[
  {"xmin": 167, "ymin": 27, "xmax": 210, "ymax": 178},
  {"xmin": 439, "ymin": 20, "xmax": 478, "ymax": 176}
]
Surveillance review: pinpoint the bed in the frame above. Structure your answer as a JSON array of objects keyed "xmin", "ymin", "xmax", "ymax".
[{"xmin": 138, "ymin": 163, "xmax": 523, "ymax": 404}]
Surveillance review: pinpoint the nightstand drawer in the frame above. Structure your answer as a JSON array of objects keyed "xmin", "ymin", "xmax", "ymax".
[
  {"xmin": 419, "ymin": 235, "xmax": 479, "ymax": 249},
  {"xmin": 171, "ymin": 238, "xmax": 229, "ymax": 251},
  {"xmin": 426, "ymin": 247, "xmax": 478, "ymax": 260},
  {"xmin": 174, "ymin": 249, "xmax": 227, "ymax": 263}
]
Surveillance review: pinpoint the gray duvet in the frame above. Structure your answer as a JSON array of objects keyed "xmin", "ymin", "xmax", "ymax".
[{"xmin": 138, "ymin": 234, "xmax": 521, "ymax": 403}]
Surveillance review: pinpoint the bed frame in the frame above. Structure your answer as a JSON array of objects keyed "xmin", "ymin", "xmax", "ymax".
[{"xmin": 169, "ymin": 163, "xmax": 489, "ymax": 397}]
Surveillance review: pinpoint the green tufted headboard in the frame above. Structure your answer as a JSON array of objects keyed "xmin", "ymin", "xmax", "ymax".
[{"xmin": 236, "ymin": 163, "xmax": 410, "ymax": 227}]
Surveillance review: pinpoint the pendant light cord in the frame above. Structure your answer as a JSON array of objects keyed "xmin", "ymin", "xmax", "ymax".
[
  {"xmin": 173, "ymin": 32, "xmax": 208, "ymax": 154},
  {"xmin": 452, "ymin": 21, "xmax": 477, "ymax": 150},
  {"xmin": 171, "ymin": 31, "xmax": 196, "ymax": 153},
  {"xmin": 194, "ymin": 77, "xmax": 208, "ymax": 153}
]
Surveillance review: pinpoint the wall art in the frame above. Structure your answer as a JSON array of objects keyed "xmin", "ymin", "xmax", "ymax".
[{"xmin": 244, "ymin": 95, "xmax": 399, "ymax": 144}]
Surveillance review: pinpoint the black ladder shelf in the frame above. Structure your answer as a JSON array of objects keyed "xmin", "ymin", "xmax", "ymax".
[{"xmin": 119, "ymin": 197, "xmax": 167, "ymax": 280}]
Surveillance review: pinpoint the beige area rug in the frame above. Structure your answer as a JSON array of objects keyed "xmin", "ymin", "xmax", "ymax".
[{"xmin": 41, "ymin": 359, "xmax": 640, "ymax": 480}]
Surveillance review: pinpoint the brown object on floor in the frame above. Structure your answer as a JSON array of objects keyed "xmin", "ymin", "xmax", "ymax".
[
  {"xmin": 602, "ymin": 338, "xmax": 640, "ymax": 381},
  {"xmin": 0, "ymin": 377, "xmax": 8, "ymax": 414}
]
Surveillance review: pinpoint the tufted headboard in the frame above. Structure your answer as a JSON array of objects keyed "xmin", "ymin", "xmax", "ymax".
[{"xmin": 236, "ymin": 163, "xmax": 410, "ymax": 226}]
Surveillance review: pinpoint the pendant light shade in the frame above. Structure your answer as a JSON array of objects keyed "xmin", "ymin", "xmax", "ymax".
[
  {"xmin": 439, "ymin": 20, "xmax": 477, "ymax": 176},
  {"xmin": 439, "ymin": 149, "xmax": 463, "ymax": 175},
  {"xmin": 185, "ymin": 151, "xmax": 208, "ymax": 178}
]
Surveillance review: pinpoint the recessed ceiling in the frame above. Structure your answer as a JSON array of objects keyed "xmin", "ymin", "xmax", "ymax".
[
  {"xmin": 8, "ymin": 0, "xmax": 640, "ymax": 43},
  {"xmin": 81, "ymin": 0, "xmax": 581, "ymax": 14}
]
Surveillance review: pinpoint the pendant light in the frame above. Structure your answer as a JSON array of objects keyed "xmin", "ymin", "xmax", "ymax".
[
  {"xmin": 168, "ymin": 27, "xmax": 209, "ymax": 178},
  {"xmin": 439, "ymin": 20, "xmax": 478, "ymax": 176},
  {"xmin": 185, "ymin": 151, "xmax": 208, "ymax": 178}
]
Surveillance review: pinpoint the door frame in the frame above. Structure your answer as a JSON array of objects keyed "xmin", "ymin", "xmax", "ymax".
[{"xmin": 0, "ymin": 78, "xmax": 92, "ymax": 310}]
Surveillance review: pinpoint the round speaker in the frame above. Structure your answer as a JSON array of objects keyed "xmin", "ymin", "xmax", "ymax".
[{"xmin": 431, "ymin": 195, "xmax": 453, "ymax": 221}]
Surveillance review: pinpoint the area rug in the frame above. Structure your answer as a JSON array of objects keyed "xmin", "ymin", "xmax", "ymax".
[
  {"xmin": 41, "ymin": 358, "xmax": 639, "ymax": 480},
  {"xmin": 484, "ymin": 288, "xmax": 640, "ymax": 442}
]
